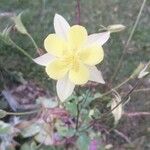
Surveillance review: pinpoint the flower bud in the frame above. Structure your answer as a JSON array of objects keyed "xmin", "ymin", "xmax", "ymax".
[
  {"xmin": 12, "ymin": 12, "xmax": 28, "ymax": 35},
  {"xmin": 107, "ymin": 24, "xmax": 126, "ymax": 33}
]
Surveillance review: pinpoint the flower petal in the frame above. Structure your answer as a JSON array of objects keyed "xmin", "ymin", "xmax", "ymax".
[
  {"xmin": 56, "ymin": 75, "xmax": 75, "ymax": 102},
  {"xmin": 89, "ymin": 66, "xmax": 105, "ymax": 84},
  {"xmin": 54, "ymin": 14, "xmax": 70, "ymax": 40},
  {"xmin": 86, "ymin": 32, "xmax": 110, "ymax": 46},
  {"xmin": 68, "ymin": 25, "xmax": 87, "ymax": 49},
  {"xmin": 44, "ymin": 34, "xmax": 67, "ymax": 57},
  {"xmin": 78, "ymin": 44, "xmax": 104, "ymax": 65},
  {"xmin": 46, "ymin": 59, "xmax": 69, "ymax": 80},
  {"xmin": 69, "ymin": 63, "xmax": 89, "ymax": 85},
  {"xmin": 33, "ymin": 53, "xmax": 55, "ymax": 66}
]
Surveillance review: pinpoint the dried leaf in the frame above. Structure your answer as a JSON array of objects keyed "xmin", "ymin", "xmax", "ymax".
[{"xmin": 111, "ymin": 91, "xmax": 123, "ymax": 124}]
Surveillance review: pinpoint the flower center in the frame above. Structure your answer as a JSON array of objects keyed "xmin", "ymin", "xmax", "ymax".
[{"xmin": 63, "ymin": 51, "xmax": 79, "ymax": 72}]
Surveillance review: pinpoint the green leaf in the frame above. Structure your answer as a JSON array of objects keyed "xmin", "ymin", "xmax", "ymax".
[
  {"xmin": 111, "ymin": 91, "xmax": 123, "ymax": 125},
  {"xmin": 57, "ymin": 126, "xmax": 75, "ymax": 138},
  {"xmin": 21, "ymin": 144, "xmax": 30, "ymax": 150},
  {"xmin": 76, "ymin": 133, "xmax": 90, "ymax": 150},
  {"xmin": 81, "ymin": 92, "xmax": 100, "ymax": 108},
  {"xmin": 0, "ymin": 121, "xmax": 13, "ymax": 135},
  {"xmin": 12, "ymin": 12, "xmax": 28, "ymax": 34},
  {"xmin": 21, "ymin": 142, "xmax": 37, "ymax": 150},
  {"xmin": 21, "ymin": 123, "xmax": 41, "ymax": 138},
  {"xmin": 65, "ymin": 101, "xmax": 77, "ymax": 116},
  {"xmin": 81, "ymin": 108, "xmax": 90, "ymax": 122}
]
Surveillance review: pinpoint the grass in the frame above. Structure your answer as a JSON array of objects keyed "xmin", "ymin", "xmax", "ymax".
[{"xmin": 0, "ymin": 0, "xmax": 150, "ymax": 148}]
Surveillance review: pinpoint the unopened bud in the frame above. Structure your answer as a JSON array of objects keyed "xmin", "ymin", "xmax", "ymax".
[
  {"xmin": 0, "ymin": 109, "xmax": 7, "ymax": 118},
  {"xmin": 12, "ymin": 12, "xmax": 28, "ymax": 35},
  {"xmin": 107, "ymin": 24, "xmax": 126, "ymax": 33}
]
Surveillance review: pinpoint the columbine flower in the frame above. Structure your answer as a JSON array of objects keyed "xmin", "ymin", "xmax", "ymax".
[{"xmin": 34, "ymin": 14, "xmax": 110, "ymax": 101}]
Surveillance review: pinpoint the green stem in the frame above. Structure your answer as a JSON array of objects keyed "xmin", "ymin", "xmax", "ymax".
[
  {"xmin": 100, "ymin": 77, "xmax": 131, "ymax": 98},
  {"xmin": 10, "ymin": 39, "xmax": 33, "ymax": 61},
  {"xmin": 6, "ymin": 109, "xmax": 40, "ymax": 116},
  {"xmin": 110, "ymin": 0, "xmax": 147, "ymax": 82},
  {"xmin": 27, "ymin": 33, "xmax": 39, "ymax": 51}
]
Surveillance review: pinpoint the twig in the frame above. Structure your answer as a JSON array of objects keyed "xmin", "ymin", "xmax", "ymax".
[
  {"xmin": 10, "ymin": 39, "xmax": 33, "ymax": 60},
  {"xmin": 76, "ymin": 0, "xmax": 81, "ymax": 25},
  {"xmin": 113, "ymin": 129, "xmax": 131, "ymax": 144},
  {"xmin": 27, "ymin": 33, "xmax": 41, "ymax": 55},
  {"xmin": 110, "ymin": 0, "xmax": 147, "ymax": 82},
  {"xmin": 124, "ymin": 112, "xmax": 150, "ymax": 117},
  {"xmin": 133, "ymin": 88, "xmax": 150, "ymax": 93},
  {"xmin": 101, "ymin": 77, "xmax": 131, "ymax": 98}
]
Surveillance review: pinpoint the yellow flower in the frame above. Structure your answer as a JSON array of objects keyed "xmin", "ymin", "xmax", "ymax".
[{"xmin": 34, "ymin": 14, "xmax": 110, "ymax": 101}]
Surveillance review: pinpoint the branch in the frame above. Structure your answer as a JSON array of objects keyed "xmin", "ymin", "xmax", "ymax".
[
  {"xmin": 114, "ymin": 129, "xmax": 131, "ymax": 144},
  {"xmin": 124, "ymin": 112, "xmax": 150, "ymax": 117}
]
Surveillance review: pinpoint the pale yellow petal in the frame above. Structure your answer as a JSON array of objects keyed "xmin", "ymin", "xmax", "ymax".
[
  {"xmin": 69, "ymin": 63, "xmax": 89, "ymax": 85},
  {"xmin": 78, "ymin": 44, "xmax": 104, "ymax": 65},
  {"xmin": 68, "ymin": 25, "xmax": 87, "ymax": 49},
  {"xmin": 44, "ymin": 34, "xmax": 67, "ymax": 57},
  {"xmin": 46, "ymin": 60, "xmax": 69, "ymax": 80}
]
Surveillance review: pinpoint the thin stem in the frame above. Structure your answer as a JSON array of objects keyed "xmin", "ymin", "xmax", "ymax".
[
  {"xmin": 10, "ymin": 39, "xmax": 33, "ymax": 61},
  {"xmin": 75, "ymin": 89, "xmax": 91, "ymax": 130},
  {"xmin": 27, "ymin": 33, "xmax": 39, "ymax": 53},
  {"xmin": 110, "ymin": 0, "xmax": 147, "ymax": 82},
  {"xmin": 108, "ymin": 79, "xmax": 140, "ymax": 114},
  {"xmin": 113, "ymin": 129, "xmax": 131, "ymax": 143},
  {"xmin": 76, "ymin": 0, "xmax": 81, "ymax": 25},
  {"xmin": 124, "ymin": 112, "xmax": 150, "ymax": 117},
  {"xmin": 100, "ymin": 77, "xmax": 131, "ymax": 98},
  {"xmin": 6, "ymin": 109, "xmax": 40, "ymax": 116},
  {"xmin": 133, "ymin": 88, "xmax": 150, "ymax": 93},
  {"xmin": 76, "ymin": 101, "xmax": 80, "ymax": 130},
  {"xmin": 126, "ymin": 0, "xmax": 147, "ymax": 46}
]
